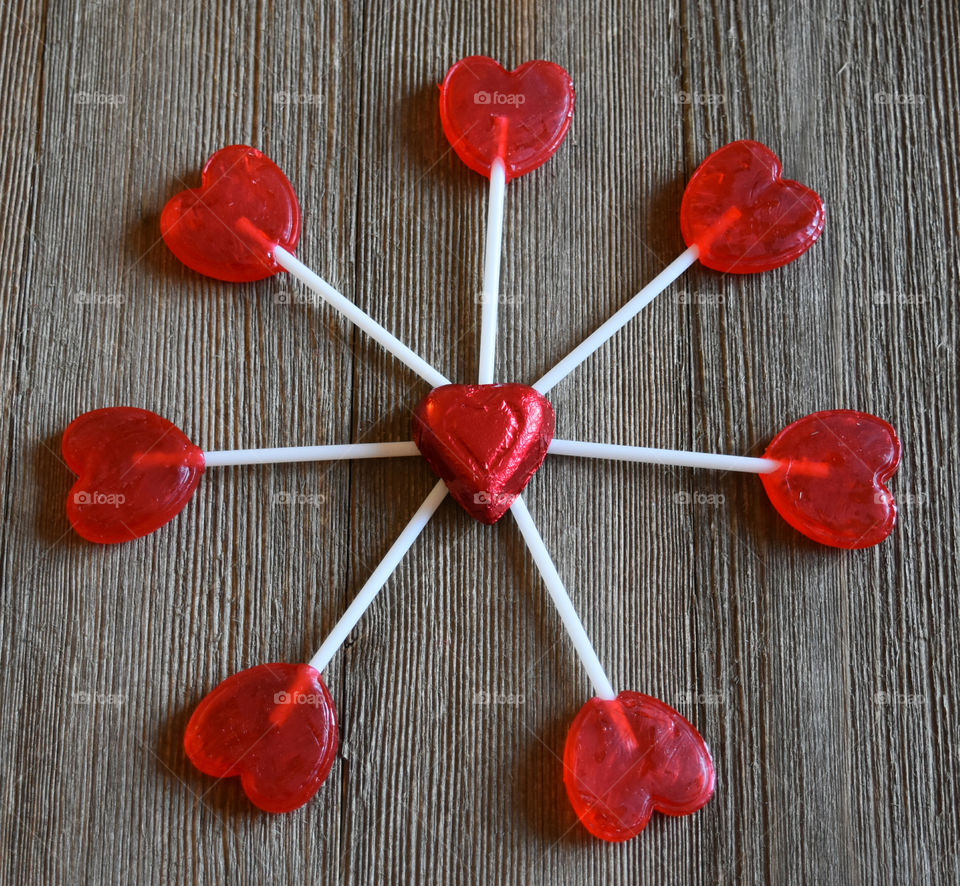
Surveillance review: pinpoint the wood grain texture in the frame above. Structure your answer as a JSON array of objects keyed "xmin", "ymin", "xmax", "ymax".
[{"xmin": 1, "ymin": 0, "xmax": 957, "ymax": 882}]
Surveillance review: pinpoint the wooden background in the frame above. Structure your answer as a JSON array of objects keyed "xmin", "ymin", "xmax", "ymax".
[{"xmin": 1, "ymin": 0, "xmax": 957, "ymax": 882}]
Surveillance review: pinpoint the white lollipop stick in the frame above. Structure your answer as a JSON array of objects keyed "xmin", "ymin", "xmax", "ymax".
[
  {"xmin": 273, "ymin": 246, "xmax": 450, "ymax": 389},
  {"xmin": 532, "ymin": 245, "xmax": 700, "ymax": 394},
  {"xmin": 202, "ymin": 441, "xmax": 419, "ymax": 467},
  {"xmin": 510, "ymin": 496, "xmax": 616, "ymax": 700},
  {"xmin": 309, "ymin": 480, "xmax": 448, "ymax": 673},
  {"xmin": 548, "ymin": 438, "xmax": 778, "ymax": 473},
  {"xmin": 478, "ymin": 156, "xmax": 507, "ymax": 383}
]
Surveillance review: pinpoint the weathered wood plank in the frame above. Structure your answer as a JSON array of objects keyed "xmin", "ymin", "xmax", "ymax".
[{"xmin": 0, "ymin": 0, "xmax": 957, "ymax": 883}]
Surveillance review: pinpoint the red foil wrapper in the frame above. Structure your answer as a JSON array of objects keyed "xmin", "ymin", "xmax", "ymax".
[{"xmin": 412, "ymin": 384, "xmax": 555, "ymax": 523}]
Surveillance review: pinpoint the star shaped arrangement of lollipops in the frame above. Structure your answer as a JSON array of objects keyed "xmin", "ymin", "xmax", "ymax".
[{"xmin": 62, "ymin": 57, "xmax": 902, "ymax": 842}]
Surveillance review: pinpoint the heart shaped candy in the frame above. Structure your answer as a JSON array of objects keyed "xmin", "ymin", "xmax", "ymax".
[
  {"xmin": 185, "ymin": 663, "xmax": 338, "ymax": 813},
  {"xmin": 161, "ymin": 144, "xmax": 300, "ymax": 282},
  {"xmin": 412, "ymin": 384, "xmax": 555, "ymax": 523},
  {"xmin": 439, "ymin": 56, "xmax": 575, "ymax": 180},
  {"xmin": 564, "ymin": 692, "xmax": 715, "ymax": 842},
  {"xmin": 760, "ymin": 409, "xmax": 901, "ymax": 549},
  {"xmin": 63, "ymin": 407, "xmax": 204, "ymax": 543},
  {"xmin": 680, "ymin": 140, "xmax": 825, "ymax": 273}
]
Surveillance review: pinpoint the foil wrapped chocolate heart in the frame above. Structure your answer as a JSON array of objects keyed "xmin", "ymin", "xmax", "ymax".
[{"xmin": 412, "ymin": 383, "xmax": 555, "ymax": 523}]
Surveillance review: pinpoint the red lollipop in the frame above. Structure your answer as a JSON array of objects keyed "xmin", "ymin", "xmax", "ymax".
[
  {"xmin": 185, "ymin": 663, "xmax": 338, "ymax": 813},
  {"xmin": 61, "ymin": 407, "xmax": 436, "ymax": 543},
  {"xmin": 547, "ymin": 409, "xmax": 901, "ymax": 549},
  {"xmin": 439, "ymin": 56, "xmax": 575, "ymax": 181},
  {"xmin": 507, "ymin": 498, "xmax": 716, "ymax": 841},
  {"xmin": 760, "ymin": 409, "xmax": 901, "ymax": 548},
  {"xmin": 63, "ymin": 408, "xmax": 204, "ymax": 543},
  {"xmin": 184, "ymin": 481, "xmax": 451, "ymax": 812},
  {"xmin": 162, "ymin": 146, "xmax": 451, "ymax": 387},
  {"xmin": 564, "ymin": 692, "xmax": 715, "ymax": 841},
  {"xmin": 531, "ymin": 139, "xmax": 826, "ymax": 395},
  {"xmin": 440, "ymin": 56, "xmax": 575, "ymax": 386},
  {"xmin": 161, "ymin": 144, "xmax": 300, "ymax": 282},
  {"xmin": 680, "ymin": 139, "xmax": 825, "ymax": 273}
]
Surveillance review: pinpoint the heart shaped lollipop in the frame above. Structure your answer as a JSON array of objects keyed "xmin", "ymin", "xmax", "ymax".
[
  {"xmin": 50, "ymin": 49, "xmax": 914, "ymax": 851},
  {"xmin": 185, "ymin": 663, "xmax": 338, "ymax": 813},
  {"xmin": 439, "ymin": 56, "xmax": 575, "ymax": 180},
  {"xmin": 161, "ymin": 144, "xmax": 300, "ymax": 282},
  {"xmin": 531, "ymin": 139, "xmax": 826, "ymax": 395},
  {"xmin": 63, "ymin": 407, "xmax": 204, "ymax": 543},
  {"xmin": 412, "ymin": 384, "xmax": 555, "ymax": 523},
  {"xmin": 680, "ymin": 139, "xmax": 825, "ymax": 274},
  {"xmin": 760, "ymin": 409, "xmax": 901, "ymax": 548},
  {"xmin": 563, "ymin": 692, "xmax": 716, "ymax": 842}
]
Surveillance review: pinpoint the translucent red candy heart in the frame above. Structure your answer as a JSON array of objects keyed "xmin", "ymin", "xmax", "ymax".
[
  {"xmin": 564, "ymin": 692, "xmax": 715, "ymax": 842},
  {"xmin": 680, "ymin": 140, "xmax": 825, "ymax": 273},
  {"xmin": 760, "ymin": 409, "xmax": 901, "ymax": 549},
  {"xmin": 412, "ymin": 384, "xmax": 555, "ymax": 524},
  {"xmin": 63, "ymin": 407, "xmax": 204, "ymax": 543},
  {"xmin": 439, "ymin": 56, "xmax": 575, "ymax": 180},
  {"xmin": 161, "ymin": 144, "xmax": 300, "ymax": 282},
  {"xmin": 185, "ymin": 663, "xmax": 338, "ymax": 813}
]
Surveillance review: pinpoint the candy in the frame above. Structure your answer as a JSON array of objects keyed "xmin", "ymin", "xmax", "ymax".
[
  {"xmin": 760, "ymin": 409, "xmax": 901, "ymax": 548},
  {"xmin": 563, "ymin": 692, "xmax": 715, "ymax": 841},
  {"xmin": 61, "ymin": 57, "xmax": 900, "ymax": 845},
  {"xmin": 510, "ymin": 496, "xmax": 714, "ymax": 839},
  {"xmin": 161, "ymin": 144, "xmax": 300, "ymax": 282},
  {"xmin": 532, "ymin": 139, "xmax": 825, "ymax": 394},
  {"xmin": 186, "ymin": 482, "xmax": 450, "ymax": 810},
  {"xmin": 440, "ymin": 58, "xmax": 574, "ymax": 384},
  {"xmin": 412, "ymin": 384, "xmax": 555, "ymax": 523},
  {"xmin": 680, "ymin": 140, "xmax": 825, "ymax": 273},
  {"xmin": 548, "ymin": 414, "xmax": 900, "ymax": 549},
  {"xmin": 164, "ymin": 146, "xmax": 450, "ymax": 386},
  {"xmin": 61, "ymin": 408, "xmax": 428, "ymax": 543},
  {"xmin": 185, "ymin": 663, "xmax": 338, "ymax": 813},
  {"xmin": 63, "ymin": 407, "xmax": 204, "ymax": 543},
  {"xmin": 439, "ymin": 56, "xmax": 575, "ymax": 181}
]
